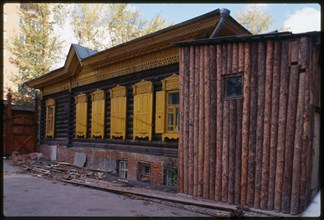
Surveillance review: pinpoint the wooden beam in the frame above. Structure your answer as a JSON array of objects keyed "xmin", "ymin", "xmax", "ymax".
[
  {"xmin": 209, "ymin": 45, "xmax": 217, "ymax": 200},
  {"xmin": 254, "ymin": 41, "xmax": 266, "ymax": 209},
  {"xmin": 193, "ymin": 46, "xmax": 200, "ymax": 196},
  {"xmin": 188, "ymin": 46, "xmax": 195, "ymax": 195},
  {"xmin": 215, "ymin": 44, "xmax": 223, "ymax": 201},
  {"xmin": 203, "ymin": 45, "xmax": 211, "ymax": 199},
  {"xmin": 260, "ymin": 40, "xmax": 274, "ymax": 210},
  {"xmin": 198, "ymin": 45, "xmax": 205, "ymax": 197},
  {"xmin": 282, "ymin": 43, "xmax": 300, "ymax": 214},
  {"xmin": 274, "ymin": 40, "xmax": 289, "ymax": 212},
  {"xmin": 240, "ymin": 42, "xmax": 251, "ymax": 206},
  {"xmin": 267, "ymin": 40, "xmax": 281, "ymax": 210},
  {"xmin": 247, "ymin": 42, "xmax": 258, "ymax": 207}
]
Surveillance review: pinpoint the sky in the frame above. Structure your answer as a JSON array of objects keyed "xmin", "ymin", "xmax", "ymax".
[
  {"xmin": 57, "ymin": 3, "xmax": 320, "ymax": 67},
  {"xmin": 132, "ymin": 3, "xmax": 321, "ymax": 33}
]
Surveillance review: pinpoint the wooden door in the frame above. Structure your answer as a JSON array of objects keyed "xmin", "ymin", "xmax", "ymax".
[{"xmin": 10, "ymin": 113, "xmax": 36, "ymax": 154}]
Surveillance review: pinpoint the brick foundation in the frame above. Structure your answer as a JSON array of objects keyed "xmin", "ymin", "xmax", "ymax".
[{"xmin": 38, "ymin": 145, "xmax": 178, "ymax": 185}]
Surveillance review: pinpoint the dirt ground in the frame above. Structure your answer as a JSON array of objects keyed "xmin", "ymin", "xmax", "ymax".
[
  {"xmin": 3, "ymin": 158, "xmax": 209, "ymax": 217},
  {"xmin": 3, "ymin": 152, "xmax": 290, "ymax": 217}
]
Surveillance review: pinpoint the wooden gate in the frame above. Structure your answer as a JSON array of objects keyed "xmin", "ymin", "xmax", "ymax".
[{"xmin": 3, "ymin": 91, "xmax": 39, "ymax": 155}]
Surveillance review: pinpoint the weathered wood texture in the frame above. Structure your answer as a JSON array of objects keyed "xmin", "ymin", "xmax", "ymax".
[
  {"xmin": 178, "ymin": 35, "xmax": 320, "ymax": 214},
  {"xmin": 3, "ymin": 92, "xmax": 38, "ymax": 155}
]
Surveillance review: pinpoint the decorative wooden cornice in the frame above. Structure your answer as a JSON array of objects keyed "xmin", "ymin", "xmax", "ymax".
[
  {"xmin": 75, "ymin": 93, "xmax": 87, "ymax": 104},
  {"xmin": 45, "ymin": 98, "xmax": 56, "ymax": 106},
  {"xmin": 91, "ymin": 89, "xmax": 105, "ymax": 101},
  {"xmin": 162, "ymin": 73, "xmax": 180, "ymax": 91},
  {"xmin": 133, "ymin": 80, "xmax": 153, "ymax": 95},
  {"xmin": 74, "ymin": 47, "xmax": 179, "ymax": 89},
  {"xmin": 110, "ymin": 85, "xmax": 127, "ymax": 98},
  {"xmin": 42, "ymin": 81, "xmax": 70, "ymax": 96}
]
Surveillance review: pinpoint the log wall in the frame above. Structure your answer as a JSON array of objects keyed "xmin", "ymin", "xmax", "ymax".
[
  {"xmin": 40, "ymin": 64, "xmax": 179, "ymax": 155},
  {"xmin": 178, "ymin": 34, "xmax": 320, "ymax": 214}
]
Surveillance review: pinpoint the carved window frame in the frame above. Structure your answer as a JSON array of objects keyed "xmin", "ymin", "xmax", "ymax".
[
  {"xmin": 155, "ymin": 73, "xmax": 180, "ymax": 141},
  {"xmin": 45, "ymin": 98, "xmax": 56, "ymax": 138},
  {"xmin": 110, "ymin": 85, "xmax": 127, "ymax": 140},
  {"xmin": 75, "ymin": 93, "xmax": 88, "ymax": 138},
  {"xmin": 91, "ymin": 89, "xmax": 105, "ymax": 139},
  {"xmin": 132, "ymin": 80, "xmax": 153, "ymax": 141}
]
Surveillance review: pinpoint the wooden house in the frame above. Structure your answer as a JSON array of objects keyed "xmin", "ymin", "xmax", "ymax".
[
  {"xmin": 25, "ymin": 8, "xmax": 320, "ymax": 215},
  {"xmin": 25, "ymin": 9, "xmax": 250, "ymax": 185},
  {"xmin": 176, "ymin": 31, "xmax": 320, "ymax": 214}
]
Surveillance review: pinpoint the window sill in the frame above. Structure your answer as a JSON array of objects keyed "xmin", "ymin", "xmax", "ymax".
[{"xmin": 162, "ymin": 133, "xmax": 179, "ymax": 141}]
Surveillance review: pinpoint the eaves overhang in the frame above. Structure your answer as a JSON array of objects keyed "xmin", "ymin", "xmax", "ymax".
[
  {"xmin": 24, "ymin": 67, "xmax": 68, "ymax": 89},
  {"xmin": 25, "ymin": 44, "xmax": 97, "ymax": 89}
]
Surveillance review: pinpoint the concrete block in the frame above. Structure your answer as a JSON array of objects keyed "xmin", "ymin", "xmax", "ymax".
[{"xmin": 74, "ymin": 152, "xmax": 87, "ymax": 167}]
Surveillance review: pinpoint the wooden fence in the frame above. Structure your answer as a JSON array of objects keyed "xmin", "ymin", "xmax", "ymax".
[{"xmin": 178, "ymin": 33, "xmax": 320, "ymax": 214}]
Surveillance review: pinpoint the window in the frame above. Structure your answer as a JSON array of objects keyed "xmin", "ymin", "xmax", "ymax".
[
  {"xmin": 75, "ymin": 93, "xmax": 87, "ymax": 138},
  {"xmin": 4, "ymin": 13, "xmax": 7, "ymax": 22},
  {"xmin": 223, "ymin": 74, "xmax": 243, "ymax": 99},
  {"xmin": 155, "ymin": 73, "xmax": 180, "ymax": 141},
  {"xmin": 19, "ymin": 71, "xmax": 24, "ymax": 79},
  {"xmin": 19, "ymin": 33, "xmax": 26, "ymax": 44},
  {"xmin": 138, "ymin": 162, "xmax": 151, "ymax": 183},
  {"xmin": 110, "ymin": 85, "xmax": 127, "ymax": 140},
  {"xmin": 31, "ymin": 20, "xmax": 41, "ymax": 31},
  {"xmin": 133, "ymin": 80, "xmax": 153, "ymax": 141},
  {"xmin": 19, "ymin": 16, "xmax": 25, "ymax": 27},
  {"xmin": 167, "ymin": 92, "xmax": 179, "ymax": 132},
  {"xmin": 118, "ymin": 160, "xmax": 128, "ymax": 179},
  {"xmin": 45, "ymin": 98, "xmax": 56, "ymax": 138},
  {"xmin": 164, "ymin": 167, "xmax": 178, "ymax": 187},
  {"xmin": 91, "ymin": 89, "xmax": 105, "ymax": 139}
]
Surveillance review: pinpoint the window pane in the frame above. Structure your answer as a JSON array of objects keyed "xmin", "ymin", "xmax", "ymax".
[
  {"xmin": 143, "ymin": 165, "xmax": 151, "ymax": 175},
  {"xmin": 168, "ymin": 92, "xmax": 179, "ymax": 104},
  {"xmin": 48, "ymin": 106, "xmax": 54, "ymax": 115},
  {"xmin": 175, "ymin": 107, "xmax": 179, "ymax": 131},
  {"xmin": 168, "ymin": 112, "xmax": 174, "ymax": 131},
  {"xmin": 120, "ymin": 161, "xmax": 125, "ymax": 169},
  {"xmin": 223, "ymin": 75, "xmax": 243, "ymax": 98}
]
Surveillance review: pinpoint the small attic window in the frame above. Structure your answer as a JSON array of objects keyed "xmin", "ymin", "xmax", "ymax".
[{"xmin": 223, "ymin": 74, "xmax": 243, "ymax": 99}]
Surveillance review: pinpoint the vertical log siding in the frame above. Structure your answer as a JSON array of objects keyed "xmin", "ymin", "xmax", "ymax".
[{"xmin": 178, "ymin": 35, "xmax": 319, "ymax": 214}]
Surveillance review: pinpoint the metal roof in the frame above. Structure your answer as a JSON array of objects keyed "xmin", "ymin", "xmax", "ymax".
[{"xmin": 71, "ymin": 44, "xmax": 97, "ymax": 61}]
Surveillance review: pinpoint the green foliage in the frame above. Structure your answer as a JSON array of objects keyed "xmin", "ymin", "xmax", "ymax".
[
  {"xmin": 7, "ymin": 3, "xmax": 65, "ymax": 105},
  {"xmin": 70, "ymin": 4, "xmax": 170, "ymax": 51},
  {"xmin": 235, "ymin": 5, "xmax": 273, "ymax": 34}
]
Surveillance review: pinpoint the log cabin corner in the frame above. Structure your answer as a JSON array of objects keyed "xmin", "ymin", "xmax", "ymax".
[{"xmin": 25, "ymin": 8, "xmax": 320, "ymax": 215}]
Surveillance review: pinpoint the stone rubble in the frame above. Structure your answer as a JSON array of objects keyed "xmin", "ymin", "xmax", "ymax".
[{"xmin": 10, "ymin": 151, "xmax": 107, "ymax": 182}]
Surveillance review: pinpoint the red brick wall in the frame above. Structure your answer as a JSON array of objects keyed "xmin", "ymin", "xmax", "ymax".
[{"xmin": 38, "ymin": 145, "xmax": 178, "ymax": 185}]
